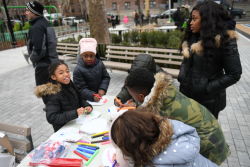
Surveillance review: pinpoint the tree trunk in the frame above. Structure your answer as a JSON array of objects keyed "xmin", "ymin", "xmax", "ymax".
[{"xmin": 88, "ymin": 0, "xmax": 110, "ymax": 44}]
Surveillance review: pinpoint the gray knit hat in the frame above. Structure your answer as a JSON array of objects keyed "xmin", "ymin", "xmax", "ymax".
[{"xmin": 26, "ymin": 1, "xmax": 44, "ymax": 16}]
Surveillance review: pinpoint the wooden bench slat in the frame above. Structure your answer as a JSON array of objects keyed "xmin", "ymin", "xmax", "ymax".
[
  {"xmin": 155, "ymin": 59, "xmax": 182, "ymax": 65},
  {"xmin": 0, "ymin": 123, "xmax": 31, "ymax": 136},
  {"xmin": 107, "ymin": 45, "xmax": 180, "ymax": 53}
]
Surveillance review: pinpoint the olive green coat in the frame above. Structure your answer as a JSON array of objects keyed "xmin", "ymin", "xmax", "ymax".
[{"xmin": 138, "ymin": 72, "xmax": 230, "ymax": 165}]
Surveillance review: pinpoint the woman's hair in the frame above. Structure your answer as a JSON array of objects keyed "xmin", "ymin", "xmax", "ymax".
[
  {"xmin": 183, "ymin": 0, "xmax": 233, "ymax": 55},
  {"xmin": 111, "ymin": 111, "xmax": 173, "ymax": 166},
  {"xmin": 48, "ymin": 60, "xmax": 68, "ymax": 78}
]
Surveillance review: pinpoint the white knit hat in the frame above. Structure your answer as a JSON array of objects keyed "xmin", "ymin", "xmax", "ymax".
[{"xmin": 79, "ymin": 38, "xmax": 97, "ymax": 55}]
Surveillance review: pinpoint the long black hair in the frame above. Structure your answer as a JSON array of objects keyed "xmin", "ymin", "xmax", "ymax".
[{"xmin": 183, "ymin": 0, "xmax": 234, "ymax": 56}]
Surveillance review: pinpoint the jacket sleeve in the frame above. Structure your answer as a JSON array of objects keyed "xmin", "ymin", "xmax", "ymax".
[
  {"xmin": 206, "ymin": 39, "xmax": 242, "ymax": 93},
  {"xmin": 29, "ymin": 26, "xmax": 47, "ymax": 64},
  {"xmin": 73, "ymin": 67, "xmax": 96, "ymax": 101},
  {"xmin": 116, "ymin": 86, "xmax": 132, "ymax": 104},
  {"xmin": 98, "ymin": 61, "xmax": 111, "ymax": 92},
  {"xmin": 82, "ymin": 99, "xmax": 92, "ymax": 108},
  {"xmin": 45, "ymin": 95, "xmax": 78, "ymax": 126}
]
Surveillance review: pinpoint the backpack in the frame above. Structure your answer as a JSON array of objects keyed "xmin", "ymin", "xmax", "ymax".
[{"xmin": 45, "ymin": 27, "xmax": 58, "ymax": 64}]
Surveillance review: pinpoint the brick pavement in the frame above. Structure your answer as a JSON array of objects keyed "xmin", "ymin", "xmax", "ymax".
[{"xmin": 0, "ymin": 33, "xmax": 250, "ymax": 166}]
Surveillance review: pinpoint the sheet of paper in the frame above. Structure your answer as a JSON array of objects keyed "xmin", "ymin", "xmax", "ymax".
[
  {"xmin": 49, "ymin": 127, "xmax": 82, "ymax": 142},
  {"xmin": 75, "ymin": 110, "xmax": 101, "ymax": 124},
  {"xmin": 79, "ymin": 118, "xmax": 109, "ymax": 135},
  {"xmin": 102, "ymin": 147, "xmax": 117, "ymax": 167},
  {"xmin": 87, "ymin": 96, "xmax": 108, "ymax": 106}
]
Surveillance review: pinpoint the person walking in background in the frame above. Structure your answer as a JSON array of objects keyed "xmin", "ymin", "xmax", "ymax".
[
  {"xmin": 25, "ymin": 1, "xmax": 58, "ymax": 103},
  {"xmin": 134, "ymin": 11, "xmax": 139, "ymax": 26},
  {"xmin": 178, "ymin": 0, "xmax": 242, "ymax": 119},
  {"xmin": 172, "ymin": 7, "xmax": 183, "ymax": 29},
  {"xmin": 35, "ymin": 60, "xmax": 92, "ymax": 132},
  {"xmin": 110, "ymin": 111, "xmax": 218, "ymax": 167},
  {"xmin": 73, "ymin": 38, "xmax": 110, "ymax": 102},
  {"xmin": 123, "ymin": 16, "xmax": 129, "ymax": 24}
]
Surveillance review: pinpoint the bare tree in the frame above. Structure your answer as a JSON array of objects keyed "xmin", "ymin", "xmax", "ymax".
[{"xmin": 88, "ymin": 0, "xmax": 110, "ymax": 44}]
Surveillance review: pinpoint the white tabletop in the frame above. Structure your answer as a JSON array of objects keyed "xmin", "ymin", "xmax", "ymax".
[{"xmin": 18, "ymin": 95, "xmax": 116, "ymax": 167}]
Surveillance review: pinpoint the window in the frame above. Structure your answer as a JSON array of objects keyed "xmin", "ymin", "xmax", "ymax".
[
  {"xmin": 112, "ymin": 2, "xmax": 117, "ymax": 10},
  {"xmin": 150, "ymin": 0, "xmax": 156, "ymax": 8},
  {"xmin": 124, "ymin": 2, "xmax": 131, "ymax": 10}
]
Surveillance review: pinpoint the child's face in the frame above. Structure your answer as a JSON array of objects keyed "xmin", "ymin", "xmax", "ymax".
[
  {"xmin": 51, "ymin": 64, "xmax": 71, "ymax": 85},
  {"xmin": 127, "ymin": 87, "xmax": 145, "ymax": 104},
  {"xmin": 82, "ymin": 51, "xmax": 96, "ymax": 65}
]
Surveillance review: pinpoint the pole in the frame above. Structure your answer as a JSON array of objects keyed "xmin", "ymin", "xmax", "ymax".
[
  {"xmin": 169, "ymin": 0, "xmax": 171, "ymax": 23},
  {"xmin": 3, "ymin": 0, "xmax": 17, "ymax": 47}
]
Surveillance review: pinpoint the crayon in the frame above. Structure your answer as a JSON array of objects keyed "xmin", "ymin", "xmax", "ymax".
[
  {"xmin": 101, "ymin": 140, "xmax": 111, "ymax": 145},
  {"xmin": 73, "ymin": 150, "xmax": 89, "ymax": 161},
  {"xmin": 77, "ymin": 147, "xmax": 95, "ymax": 154},
  {"xmin": 102, "ymin": 136, "xmax": 109, "ymax": 140},
  {"xmin": 85, "ymin": 149, "xmax": 100, "ymax": 166},
  {"xmin": 78, "ymin": 145, "xmax": 98, "ymax": 150},
  {"xmin": 91, "ymin": 139, "xmax": 109, "ymax": 144},
  {"xmin": 93, "ymin": 93, "xmax": 102, "ymax": 99}
]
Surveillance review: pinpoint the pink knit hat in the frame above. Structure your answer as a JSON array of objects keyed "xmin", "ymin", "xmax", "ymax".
[{"xmin": 79, "ymin": 38, "xmax": 97, "ymax": 55}]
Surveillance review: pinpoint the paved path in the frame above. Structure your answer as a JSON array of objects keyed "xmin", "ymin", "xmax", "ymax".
[{"xmin": 0, "ymin": 33, "xmax": 250, "ymax": 166}]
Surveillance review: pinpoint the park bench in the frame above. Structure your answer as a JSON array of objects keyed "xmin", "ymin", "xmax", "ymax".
[
  {"xmin": 0, "ymin": 123, "xmax": 34, "ymax": 162},
  {"xmin": 103, "ymin": 45, "xmax": 183, "ymax": 78},
  {"xmin": 56, "ymin": 42, "xmax": 79, "ymax": 61}
]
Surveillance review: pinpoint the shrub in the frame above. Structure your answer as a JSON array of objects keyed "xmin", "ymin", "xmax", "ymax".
[
  {"xmin": 60, "ymin": 37, "xmax": 77, "ymax": 43},
  {"xmin": 111, "ymin": 33, "xmax": 122, "ymax": 44},
  {"xmin": 22, "ymin": 22, "xmax": 30, "ymax": 30}
]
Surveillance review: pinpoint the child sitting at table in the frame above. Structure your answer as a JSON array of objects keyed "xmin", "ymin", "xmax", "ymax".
[
  {"xmin": 110, "ymin": 110, "xmax": 218, "ymax": 167},
  {"xmin": 124, "ymin": 68, "xmax": 230, "ymax": 165},
  {"xmin": 35, "ymin": 60, "xmax": 93, "ymax": 132},
  {"xmin": 73, "ymin": 38, "xmax": 110, "ymax": 102}
]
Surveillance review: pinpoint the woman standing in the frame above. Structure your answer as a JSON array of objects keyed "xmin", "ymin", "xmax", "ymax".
[{"xmin": 178, "ymin": 0, "xmax": 242, "ymax": 118}]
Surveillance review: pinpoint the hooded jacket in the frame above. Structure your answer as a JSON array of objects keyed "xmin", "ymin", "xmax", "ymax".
[
  {"xmin": 35, "ymin": 81, "xmax": 92, "ymax": 132},
  {"xmin": 73, "ymin": 58, "xmax": 110, "ymax": 101},
  {"xmin": 138, "ymin": 72, "xmax": 230, "ymax": 165},
  {"xmin": 110, "ymin": 114, "xmax": 218, "ymax": 167},
  {"xmin": 178, "ymin": 30, "xmax": 242, "ymax": 115},
  {"xmin": 116, "ymin": 54, "xmax": 163, "ymax": 103}
]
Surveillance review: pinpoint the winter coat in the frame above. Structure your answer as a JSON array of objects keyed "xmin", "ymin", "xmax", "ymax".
[
  {"xmin": 73, "ymin": 58, "xmax": 110, "ymax": 101},
  {"xmin": 27, "ymin": 16, "xmax": 58, "ymax": 67},
  {"xmin": 138, "ymin": 72, "xmax": 230, "ymax": 165},
  {"xmin": 110, "ymin": 115, "xmax": 218, "ymax": 167},
  {"xmin": 35, "ymin": 81, "xmax": 92, "ymax": 132},
  {"xmin": 178, "ymin": 30, "xmax": 242, "ymax": 116},
  {"xmin": 116, "ymin": 54, "xmax": 163, "ymax": 103},
  {"xmin": 149, "ymin": 120, "xmax": 218, "ymax": 167}
]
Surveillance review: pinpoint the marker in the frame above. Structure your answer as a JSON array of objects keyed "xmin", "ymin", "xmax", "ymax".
[
  {"xmin": 77, "ymin": 142, "xmax": 99, "ymax": 148},
  {"xmin": 112, "ymin": 160, "xmax": 117, "ymax": 167},
  {"xmin": 93, "ymin": 94, "xmax": 102, "ymax": 99},
  {"xmin": 76, "ymin": 150, "xmax": 92, "ymax": 158},
  {"xmin": 77, "ymin": 147, "xmax": 95, "ymax": 154},
  {"xmin": 117, "ymin": 106, "xmax": 136, "ymax": 111},
  {"xmin": 78, "ymin": 145, "xmax": 98, "ymax": 150},
  {"xmin": 85, "ymin": 149, "xmax": 100, "ymax": 166},
  {"xmin": 73, "ymin": 150, "xmax": 89, "ymax": 161},
  {"xmin": 91, "ymin": 131, "xmax": 109, "ymax": 137},
  {"xmin": 91, "ymin": 139, "xmax": 109, "ymax": 144}
]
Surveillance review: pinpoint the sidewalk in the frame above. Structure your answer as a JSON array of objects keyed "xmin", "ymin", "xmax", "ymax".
[{"xmin": 0, "ymin": 33, "xmax": 249, "ymax": 167}]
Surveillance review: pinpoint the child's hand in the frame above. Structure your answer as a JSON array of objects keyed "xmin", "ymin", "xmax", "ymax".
[
  {"xmin": 98, "ymin": 89, "xmax": 105, "ymax": 96},
  {"xmin": 84, "ymin": 106, "xmax": 92, "ymax": 114},
  {"xmin": 122, "ymin": 99, "xmax": 136, "ymax": 107},
  {"xmin": 76, "ymin": 107, "xmax": 85, "ymax": 116},
  {"xmin": 93, "ymin": 95, "xmax": 101, "ymax": 102}
]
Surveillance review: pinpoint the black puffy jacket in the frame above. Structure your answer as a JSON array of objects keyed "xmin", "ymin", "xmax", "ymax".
[
  {"xmin": 116, "ymin": 54, "xmax": 164, "ymax": 103},
  {"xmin": 35, "ymin": 81, "xmax": 92, "ymax": 132},
  {"xmin": 178, "ymin": 30, "xmax": 242, "ymax": 117},
  {"xmin": 73, "ymin": 58, "xmax": 110, "ymax": 101},
  {"xmin": 27, "ymin": 16, "xmax": 58, "ymax": 67}
]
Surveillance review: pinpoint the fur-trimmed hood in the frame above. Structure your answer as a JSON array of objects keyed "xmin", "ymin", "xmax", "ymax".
[
  {"xmin": 34, "ymin": 83, "xmax": 61, "ymax": 97},
  {"xmin": 182, "ymin": 30, "xmax": 238, "ymax": 58},
  {"xmin": 139, "ymin": 72, "xmax": 174, "ymax": 115}
]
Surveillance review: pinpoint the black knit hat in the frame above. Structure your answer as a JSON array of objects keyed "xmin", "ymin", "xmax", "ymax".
[{"xmin": 26, "ymin": 1, "xmax": 44, "ymax": 16}]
